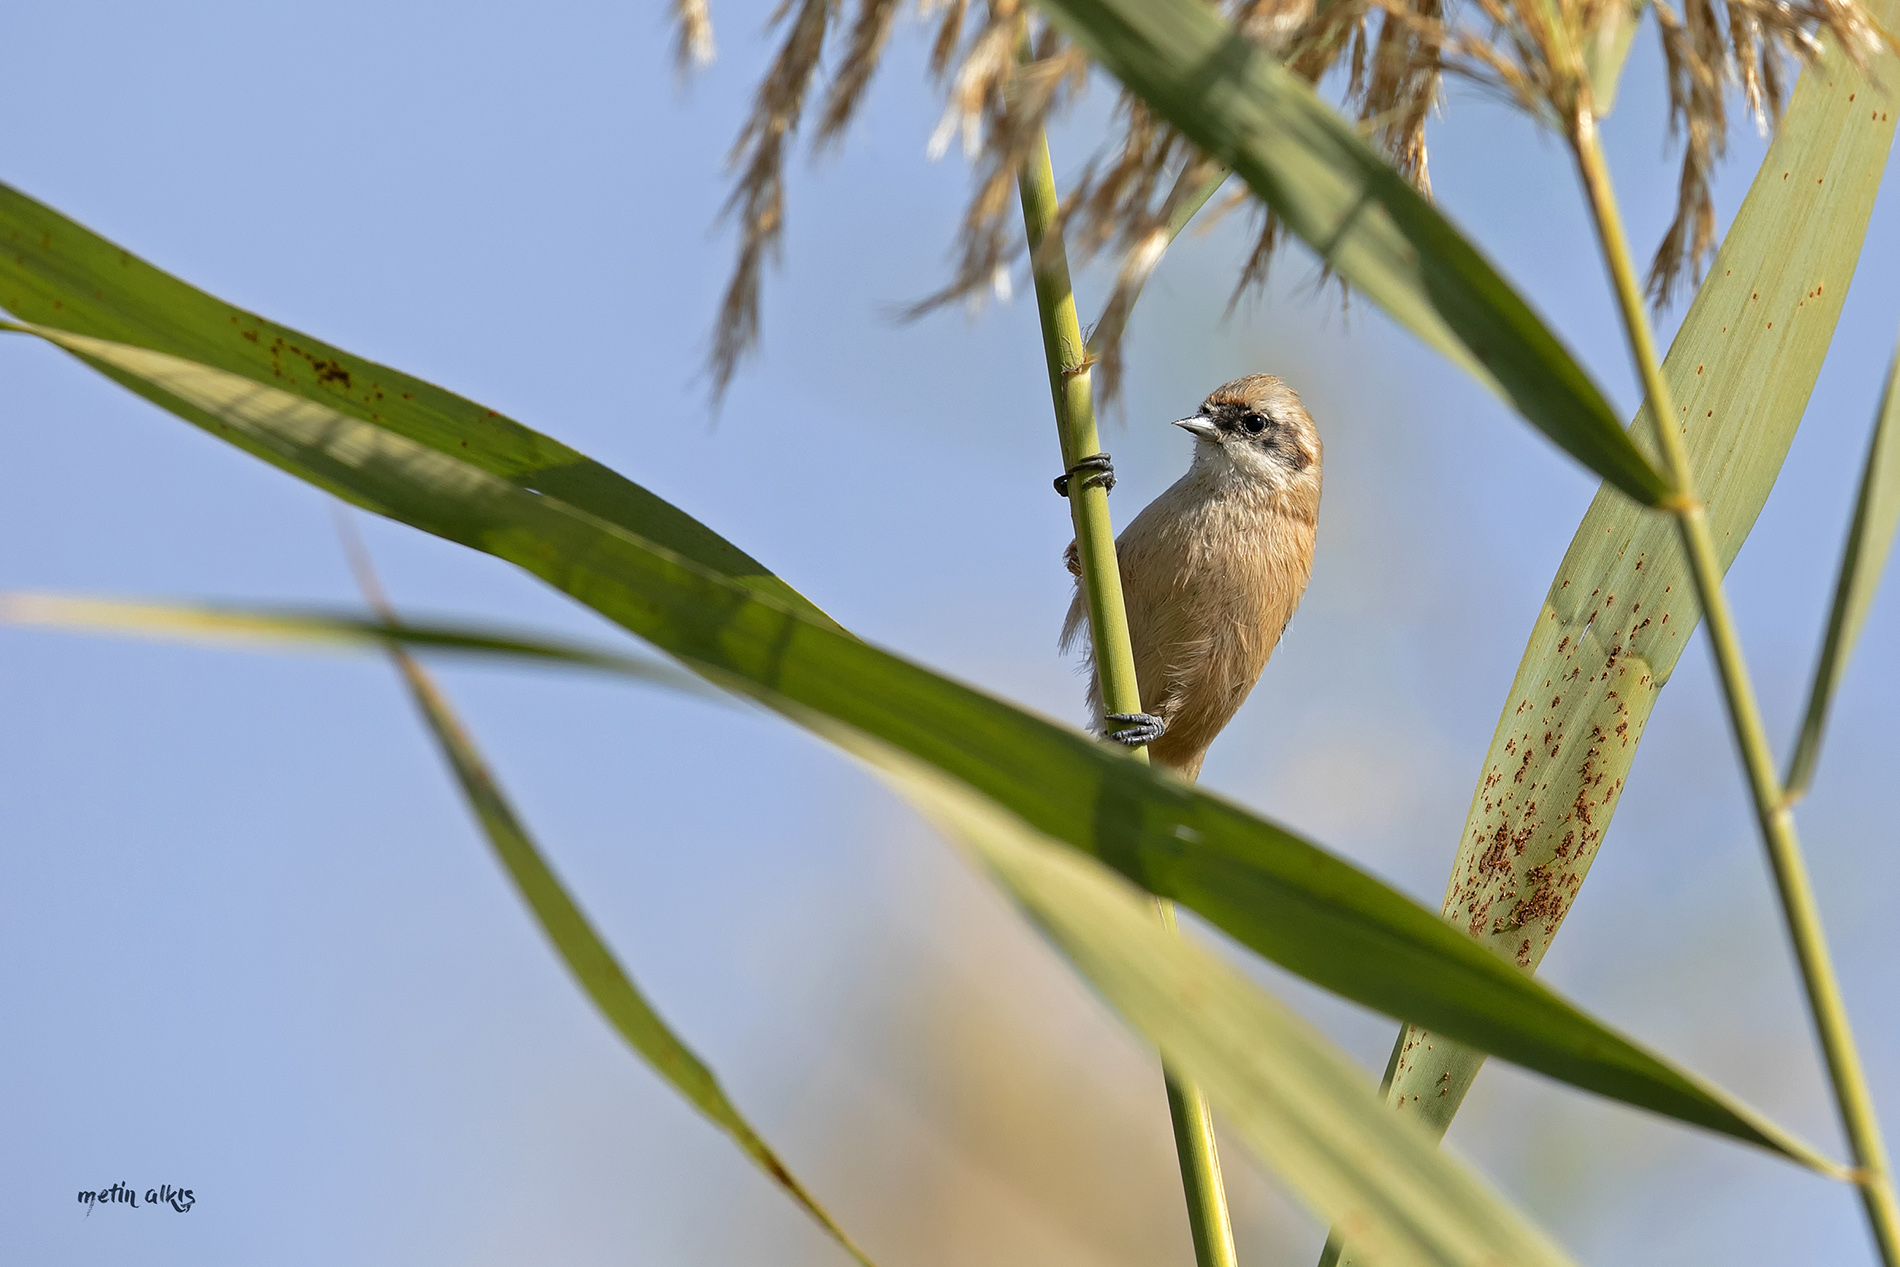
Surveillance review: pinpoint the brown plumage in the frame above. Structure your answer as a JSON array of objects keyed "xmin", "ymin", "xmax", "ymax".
[{"xmin": 1063, "ymin": 374, "xmax": 1321, "ymax": 781}]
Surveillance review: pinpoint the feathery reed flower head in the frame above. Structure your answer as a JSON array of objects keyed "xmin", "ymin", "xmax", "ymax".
[
  {"xmin": 1385, "ymin": 0, "xmax": 1884, "ymax": 304},
  {"xmin": 688, "ymin": 0, "xmax": 1884, "ymax": 403}
]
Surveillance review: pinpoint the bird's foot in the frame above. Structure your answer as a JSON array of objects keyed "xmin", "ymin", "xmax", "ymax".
[
  {"xmin": 1054, "ymin": 452, "xmax": 1116, "ymax": 498},
  {"xmin": 1105, "ymin": 712, "xmax": 1167, "ymax": 746}
]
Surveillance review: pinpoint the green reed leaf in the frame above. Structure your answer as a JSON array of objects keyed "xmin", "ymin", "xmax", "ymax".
[
  {"xmin": 1583, "ymin": 0, "xmax": 1647, "ymax": 115},
  {"xmin": 0, "ymin": 312, "xmax": 1844, "ymax": 1175},
  {"xmin": 0, "ymin": 592, "xmax": 715, "ymax": 696},
  {"xmin": 886, "ymin": 758, "xmax": 1581, "ymax": 1267},
  {"xmin": 1028, "ymin": 0, "xmax": 1675, "ymax": 506},
  {"xmin": 0, "ymin": 183, "xmax": 838, "ymax": 632},
  {"xmin": 1368, "ymin": 15, "xmax": 1900, "ymax": 1148},
  {"xmin": 378, "ymin": 639, "xmax": 870, "ymax": 1265},
  {"xmin": 0, "ymin": 578, "xmax": 1610, "ymax": 1261},
  {"xmin": 14, "ymin": 586, "xmax": 1584, "ymax": 1263},
  {"xmin": 1785, "ymin": 333, "xmax": 1900, "ymax": 798}
]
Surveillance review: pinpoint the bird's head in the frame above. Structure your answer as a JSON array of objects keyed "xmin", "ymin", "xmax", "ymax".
[{"xmin": 1174, "ymin": 374, "xmax": 1321, "ymax": 496}]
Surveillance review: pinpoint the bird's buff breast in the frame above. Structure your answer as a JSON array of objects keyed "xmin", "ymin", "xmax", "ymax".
[{"xmin": 1115, "ymin": 487, "xmax": 1316, "ymax": 774}]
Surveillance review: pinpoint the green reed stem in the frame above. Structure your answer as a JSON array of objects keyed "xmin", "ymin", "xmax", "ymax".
[
  {"xmin": 1155, "ymin": 897, "xmax": 1241, "ymax": 1267},
  {"xmin": 1017, "ymin": 139, "xmax": 1146, "ymax": 743},
  {"xmin": 1784, "ymin": 338, "xmax": 1900, "ymax": 802},
  {"xmin": 1571, "ymin": 112, "xmax": 1900, "ymax": 1267},
  {"xmin": 1015, "ymin": 79, "xmax": 1239, "ymax": 1267}
]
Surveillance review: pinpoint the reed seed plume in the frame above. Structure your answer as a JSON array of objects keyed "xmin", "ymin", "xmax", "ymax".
[
  {"xmin": 1081, "ymin": 151, "xmax": 1231, "ymax": 405},
  {"xmin": 904, "ymin": 19, "xmax": 1090, "ymax": 322},
  {"xmin": 1367, "ymin": 0, "xmax": 1881, "ymax": 305},
  {"xmin": 687, "ymin": 0, "xmax": 1445, "ymax": 406},
  {"xmin": 683, "ymin": 0, "xmax": 1879, "ymax": 403},
  {"xmin": 674, "ymin": 0, "xmax": 717, "ymax": 71},
  {"xmin": 817, "ymin": 0, "xmax": 905, "ymax": 147},
  {"xmin": 709, "ymin": 0, "xmax": 831, "ymax": 402},
  {"xmin": 1639, "ymin": 0, "xmax": 1871, "ymax": 305}
]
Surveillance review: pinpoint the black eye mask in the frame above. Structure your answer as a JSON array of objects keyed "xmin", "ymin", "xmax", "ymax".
[{"xmin": 1229, "ymin": 408, "xmax": 1311, "ymax": 472}]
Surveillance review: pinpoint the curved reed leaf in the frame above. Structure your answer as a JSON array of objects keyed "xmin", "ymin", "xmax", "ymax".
[
  {"xmin": 1367, "ymin": 18, "xmax": 1900, "ymax": 1148},
  {"xmin": 889, "ymin": 760, "xmax": 1580, "ymax": 1267},
  {"xmin": 1785, "ymin": 334, "xmax": 1900, "ymax": 798},
  {"xmin": 382, "ymin": 641, "xmax": 871, "ymax": 1265},
  {"xmin": 0, "ymin": 314, "xmax": 1843, "ymax": 1173},
  {"xmin": 0, "ymin": 594, "xmax": 836, "ymax": 1249},
  {"xmin": 0, "ymin": 593, "xmax": 715, "ymax": 696},
  {"xmin": 0, "ymin": 183, "xmax": 838, "ymax": 632},
  {"xmin": 17, "ymin": 588, "xmax": 1582, "ymax": 1262},
  {"xmin": 1027, "ymin": 0, "xmax": 1676, "ymax": 506},
  {"xmin": 1583, "ymin": 0, "xmax": 1647, "ymax": 116}
]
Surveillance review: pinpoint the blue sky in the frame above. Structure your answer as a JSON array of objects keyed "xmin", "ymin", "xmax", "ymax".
[{"xmin": 2, "ymin": 2, "xmax": 1897, "ymax": 1264}]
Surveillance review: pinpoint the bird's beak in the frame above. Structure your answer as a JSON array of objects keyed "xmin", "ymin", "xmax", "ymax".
[{"xmin": 1173, "ymin": 416, "xmax": 1221, "ymax": 441}]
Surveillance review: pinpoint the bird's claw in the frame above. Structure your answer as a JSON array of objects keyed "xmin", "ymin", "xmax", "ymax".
[
  {"xmin": 1054, "ymin": 452, "xmax": 1116, "ymax": 498},
  {"xmin": 1106, "ymin": 712, "xmax": 1166, "ymax": 746}
]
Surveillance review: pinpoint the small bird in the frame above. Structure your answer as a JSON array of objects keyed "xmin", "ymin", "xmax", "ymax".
[{"xmin": 1062, "ymin": 374, "xmax": 1322, "ymax": 781}]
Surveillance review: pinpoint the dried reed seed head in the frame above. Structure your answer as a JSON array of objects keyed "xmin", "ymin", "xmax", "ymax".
[
  {"xmin": 922, "ymin": 0, "xmax": 972, "ymax": 78},
  {"xmin": 674, "ymin": 0, "xmax": 717, "ymax": 71},
  {"xmin": 689, "ymin": 0, "xmax": 1882, "ymax": 404},
  {"xmin": 817, "ymin": 0, "xmax": 905, "ymax": 147},
  {"xmin": 693, "ymin": 0, "xmax": 1444, "ymax": 403},
  {"xmin": 708, "ymin": 0, "xmax": 831, "ymax": 399},
  {"xmin": 1382, "ymin": 0, "xmax": 1881, "ymax": 301},
  {"xmin": 1638, "ymin": 0, "xmax": 1876, "ymax": 303},
  {"xmin": 692, "ymin": 0, "xmax": 1450, "ymax": 404}
]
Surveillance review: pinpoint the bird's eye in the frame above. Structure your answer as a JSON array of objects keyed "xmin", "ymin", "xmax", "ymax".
[{"xmin": 1242, "ymin": 414, "xmax": 1268, "ymax": 435}]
